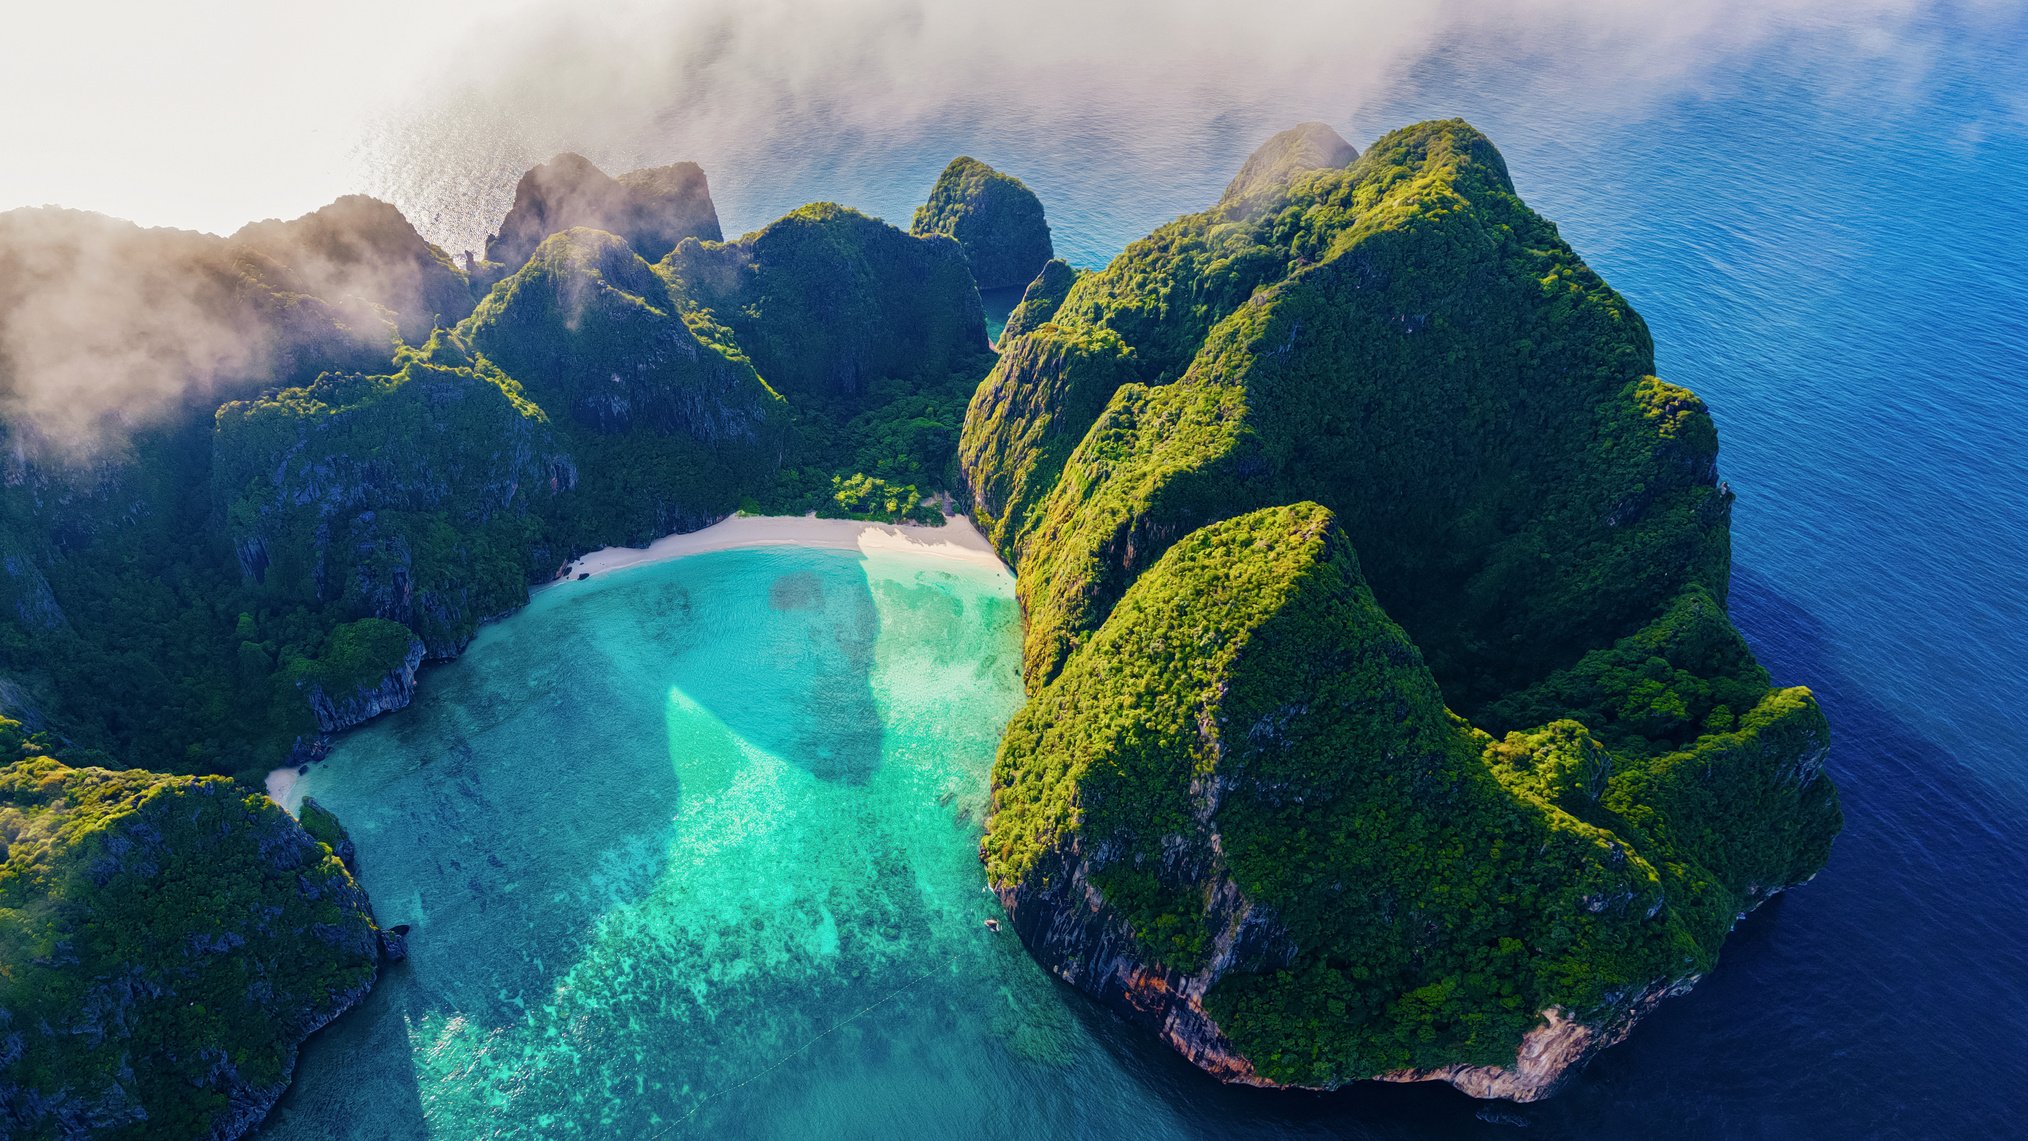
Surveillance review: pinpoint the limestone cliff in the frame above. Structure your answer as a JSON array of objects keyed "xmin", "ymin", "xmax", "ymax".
[
  {"xmin": 297, "ymin": 621, "xmax": 427, "ymax": 736},
  {"xmin": 968, "ymin": 122, "xmax": 1841, "ymax": 1100},
  {"xmin": 483, "ymin": 153, "xmax": 722, "ymax": 272},
  {"xmin": 912, "ymin": 157, "xmax": 1055, "ymax": 290},
  {"xmin": 232, "ymin": 195, "xmax": 477, "ymax": 342},
  {"xmin": 0, "ymin": 721, "xmax": 380, "ymax": 1139},
  {"xmin": 663, "ymin": 202, "xmax": 990, "ymax": 400},
  {"xmin": 212, "ymin": 358, "xmax": 575, "ymax": 657}
]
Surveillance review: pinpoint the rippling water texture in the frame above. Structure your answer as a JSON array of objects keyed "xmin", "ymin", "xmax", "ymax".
[{"xmin": 270, "ymin": 9, "xmax": 2026, "ymax": 1136}]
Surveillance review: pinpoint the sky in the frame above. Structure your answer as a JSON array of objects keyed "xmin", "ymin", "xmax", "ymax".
[{"xmin": 5, "ymin": 0, "xmax": 2012, "ymax": 250}]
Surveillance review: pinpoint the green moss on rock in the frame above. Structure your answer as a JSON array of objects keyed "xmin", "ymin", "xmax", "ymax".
[
  {"xmin": 0, "ymin": 726, "xmax": 378, "ymax": 1139},
  {"xmin": 912, "ymin": 158, "xmax": 1055, "ymax": 290}
]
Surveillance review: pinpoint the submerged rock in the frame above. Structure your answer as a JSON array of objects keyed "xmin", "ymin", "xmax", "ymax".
[{"xmin": 378, "ymin": 924, "xmax": 412, "ymax": 964}]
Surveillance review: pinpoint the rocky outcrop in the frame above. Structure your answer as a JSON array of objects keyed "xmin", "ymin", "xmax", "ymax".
[
  {"xmin": 998, "ymin": 258, "xmax": 1082, "ymax": 346},
  {"xmin": 213, "ymin": 360, "xmax": 576, "ymax": 655},
  {"xmin": 959, "ymin": 322, "xmax": 1137, "ymax": 553},
  {"xmin": 455, "ymin": 226, "xmax": 787, "ymax": 550},
  {"xmin": 232, "ymin": 195, "xmax": 477, "ymax": 342},
  {"xmin": 912, "ymin": 157, "xmax": 1055, "ymax": 290},
  {"xmin": 300, "ymin": 632, "xmax": 425, "ymax": 734},
  {"xmin": 993, "ymin": 845, "xmax": 1286, "ymax": 1087},
  {"xmin": 972, "ymin": 123, "xmax": 1841, "ymax": 1101},
  {"xmin": 663, "ymin": 202, "xmax": 991, "ymax": 400},
  {"xmin": 464, "ymin": 228, "xmax": 782, "ymax": 441},
  {"xmin": 1379, "ymin": 980, "xmax": 1694, "ymax": 1101},
  {"xmin": 0, "ymin": 527, "xmax": 66, "ymax": 633},
  {"xmin": 483, "ymin": 153, "xmax": 722, "ymax": 272},
  {"xmin": 0, "ymin": 732, "xmax": 380, "ymax": 1140}
]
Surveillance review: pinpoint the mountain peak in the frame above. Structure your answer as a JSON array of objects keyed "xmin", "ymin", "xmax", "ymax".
[
  {"xmin": 1219, "ymin": 121, "xmax": 1357, "ymax": 208},
  {"xmin": 484, "ymin": 154, "xmax": 722, "ymax": 271}
]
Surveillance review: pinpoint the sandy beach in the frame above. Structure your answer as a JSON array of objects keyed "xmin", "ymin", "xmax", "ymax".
[
  {"xmin": 264, "ymin": 766, "xmax": 304, "ymax": 813},
  {"xmin": 266, "ymin": 513, "xmax": 1007, "ymax": 811},
  {"xmin": 538, "ymin": 512, "xmax": 1007, "ymax": 588}
]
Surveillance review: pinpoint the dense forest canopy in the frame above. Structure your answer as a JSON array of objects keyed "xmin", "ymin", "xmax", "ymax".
[{"xmin": 966, "ymin": 119, "xmax": 1838, "ymax": 1093}]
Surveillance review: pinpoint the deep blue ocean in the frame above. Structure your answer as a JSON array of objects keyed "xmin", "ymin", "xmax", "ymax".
[{"xmin": 273, "ymin": 6, "xmax": 2027, "ymax": 1137}]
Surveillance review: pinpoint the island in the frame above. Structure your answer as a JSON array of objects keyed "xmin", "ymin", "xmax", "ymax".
[
  {"xmin": 0, "ymin": 119, "xmax": 1838, "ymax": 1136},
  {"xmin": 966, "ymin": 119, "xmax": 1839, "ymax": 1098}
]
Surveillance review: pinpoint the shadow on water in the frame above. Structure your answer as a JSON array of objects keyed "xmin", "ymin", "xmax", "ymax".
[
  {"xmin": 669, "ymin": 554, "xmax": 887, "ymax": 783},
  {"xmin": 266, "ymin": 972, "xmax": 432, "ymax": 1141},
  {"xmin": 261, "ymin": 549, "xmax": 892, "ymax": 1137}
]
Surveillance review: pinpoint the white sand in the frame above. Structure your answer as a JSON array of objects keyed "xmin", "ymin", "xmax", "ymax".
[
  {"xmin": 538, "ymin": 512, "xmax": 1007, "ymax": 588},
  {"xmin": 265, "ymin": 765, "xmax": 303, "ymax": 814},
  {"xmin": 265, "ymin": 514, "xmax": 1004, "ymax": 803}
]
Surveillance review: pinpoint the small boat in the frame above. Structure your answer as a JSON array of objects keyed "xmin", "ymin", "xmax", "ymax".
[{"xmin": 983, "ymin": 917, "xmax": 1001, "ymax": 932}]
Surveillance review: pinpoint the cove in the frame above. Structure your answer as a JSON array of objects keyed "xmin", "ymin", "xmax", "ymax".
[{"xmin": 263, "ymin": 540, "xmax": 1344, "ymax": 1139}]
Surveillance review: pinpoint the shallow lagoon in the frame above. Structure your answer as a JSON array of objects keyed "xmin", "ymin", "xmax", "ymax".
[{"xmin": 264, "ymin": 545, "xmax": 1061, "ymax": 1137}]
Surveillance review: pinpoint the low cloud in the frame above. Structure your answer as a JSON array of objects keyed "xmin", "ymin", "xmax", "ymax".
[
  {"xmin": 362, "ymin": 0, "xmax": 1976, "ymax": 252},
  {"xmin": 2, "ymin": 0, "xmax": 2013, "ymax": 457}
]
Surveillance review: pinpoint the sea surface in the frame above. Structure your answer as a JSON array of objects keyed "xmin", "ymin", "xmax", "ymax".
[{"xmin": 270, "ymin": 8, "xmax": 2027, "ymax": 1137}]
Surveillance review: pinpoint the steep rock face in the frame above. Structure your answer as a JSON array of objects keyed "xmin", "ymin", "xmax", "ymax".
[
  {"xmin": 985, "ymin": 504, "xmax": 1836, "ymax": 1099},
  {"xmin": 662, "ymin": 203, "xmax": 989, "ymax": 400},
  {"xmin": 294, "ymin": 619, "xmax": 427, "ymax": 736},
  {"xmin": 911, "ymin": 157, "xmax": 1055, "ymax": 290},
  {"xmin": 1219, "ymin": 121, "xmax": 1357, "ymax": 210},
  {"xmin": 456, "ymin": 228, "xmax": 786, "ymax": 549},
  {"xmin": 973, "ymin": 121, "xmax": 1728, "ymax": 706},
  {"xmin": 997, "ymin": 258, "xmax": 1082, "ymax": 346},
  {"xmin": 967, "ymin": 122, "xmax": 1841, "ymax": 1100},
  {"xmin": 232, "ymin": 195, "xmax": 476, "ymax": 342},
  {"xmin": 0, "ymin": 721, "xmax": 379, "ymax": 1140},
  {"xmin": 212, "ymin": 359, "xmax": 573, "ymax": 656},
  {"xmin": 1377, "ymin": 978, "xmax": 1693, "ymax": 1101},
  {"xmin": 0, "ymin": 525, "xmax": 66, "ymax": 634},
  {"xmin": 0, "ymin": 184, "xmax": 995, "ymax": 784},
  {"xmin": 483, "ymin": 154, "xmax": 722, "ymax": 272},
  {"xmin": 959, "ymin": 322, "xmax": 1137, "ymax": 552}
]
